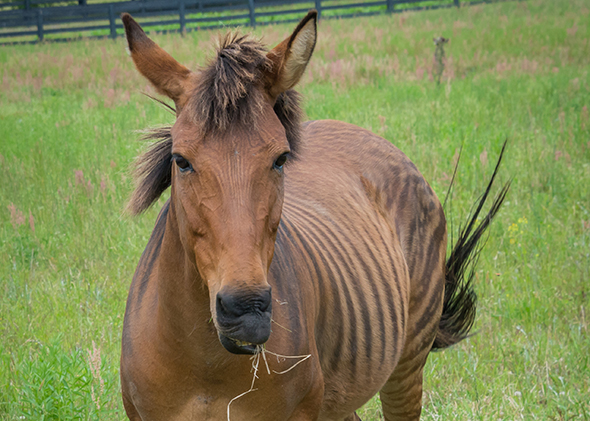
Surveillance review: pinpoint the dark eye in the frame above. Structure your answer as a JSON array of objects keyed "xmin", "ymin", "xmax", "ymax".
[
  {"xmin": 273, "ymin": 153, "xmax": 289, "ymax": 171},
  {"xmin": 172, "ymin": 154, "xmax": 193, "ymax": 173}
]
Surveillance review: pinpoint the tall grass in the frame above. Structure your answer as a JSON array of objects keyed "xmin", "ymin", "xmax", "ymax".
[{"xmin": 1, "ymin": 0, "xmax": 589, "ymax": 419}]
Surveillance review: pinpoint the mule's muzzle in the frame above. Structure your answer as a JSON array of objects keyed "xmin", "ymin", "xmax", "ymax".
[{"xmin": 216, "ymin": 287, "xmax": 272, "ymax": 355}]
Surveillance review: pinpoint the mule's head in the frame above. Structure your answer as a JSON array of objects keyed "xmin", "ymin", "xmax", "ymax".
[{"xmin": 122, "ymin": 12, "xmax": 317, "ymax": 354}]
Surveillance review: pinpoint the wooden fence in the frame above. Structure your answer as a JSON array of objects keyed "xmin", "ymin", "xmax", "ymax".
[{"xmin": 0, "ymin": 0, "xmax": 477, "ymax": 45}]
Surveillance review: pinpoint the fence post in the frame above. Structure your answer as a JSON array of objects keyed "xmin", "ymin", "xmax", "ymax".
[
  {"xmin": 36, "ymin": 9, "xmax": 43, "ymax": 41},
  {"xmin": 108, "ymin": 5, "xmax": 116, "ymax": 39},
  {"xmin": 248, "ymin": 0, "xmax": 256, "ymax": 28},
  {"xmin": 454, "ymin": 0, "xmax": 460, "ymax": 7},
  {"xmin": 179, "ymin": 0, "xmax": 186, "ymax": 35},
  {"xmin": 386, "ymin": 0, "xmax": 393, "ymax": 13},
  {"xmin": 25, "ymin": 0, "xmax": 31, "ymax": 10},
  {"xmin": 315, "ymin": 0, "xmax": 321, "ymax": 19}
]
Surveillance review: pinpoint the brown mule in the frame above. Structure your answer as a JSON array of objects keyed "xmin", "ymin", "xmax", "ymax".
[{"xmin": 119, "ymin": 11, "xmax": 508, "ymax": 421}]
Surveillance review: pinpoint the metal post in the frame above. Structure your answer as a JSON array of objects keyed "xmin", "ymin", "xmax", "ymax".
[
  {"xmin": 108, "ymin": 5, "xmax": 116, "ymax": 39},
  {"xmin": 36, "ymin": 9, "xmax": 43, "ymax": 41},
  {"xmin": 179, "ymin": 0, "xmax": 186, "ymax": 35},
  {"xmin": 315, "ymin": 0, "xmax": 321, "ymax": 19},
  {"xmin": 454, "ymin": 0, "xmax": 460, "ymax": 7},
  {"xmin": 248, "ymin": 0, "xmax": 255, "ymax": 28}
]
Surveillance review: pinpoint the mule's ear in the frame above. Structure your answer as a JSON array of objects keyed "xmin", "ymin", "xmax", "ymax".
[
  {"xmin": 266, "ymin": 10, "xmax": 317, "ymax": 98},
  {"xmin": 122, "ymin": 13, "xmax": 193, "ymax": 113}
]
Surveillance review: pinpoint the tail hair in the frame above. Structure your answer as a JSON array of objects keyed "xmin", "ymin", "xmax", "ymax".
[{"xmin": 432, "ymin": 141, "xmax": 510, "ymax": 350}]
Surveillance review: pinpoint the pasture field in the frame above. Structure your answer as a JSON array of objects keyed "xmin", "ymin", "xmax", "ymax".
[{"xmin": 1, "ymin": 0, "xmax": 589, "ymax": 419}]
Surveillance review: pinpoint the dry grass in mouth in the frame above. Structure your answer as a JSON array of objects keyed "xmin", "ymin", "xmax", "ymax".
[{"xmin": 226, "ymin": 345, "xmax": 312, "ymax": 421}]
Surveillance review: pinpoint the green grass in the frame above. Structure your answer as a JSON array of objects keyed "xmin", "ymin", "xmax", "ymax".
[{"xmin": 1, "ymin": 0, "xmax": 589, "ymax": 419}]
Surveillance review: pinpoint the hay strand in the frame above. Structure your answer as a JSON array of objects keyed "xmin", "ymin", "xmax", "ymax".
[{"xmin": 226, "ymin": 346, "xmax": 312, "ymax": 421}]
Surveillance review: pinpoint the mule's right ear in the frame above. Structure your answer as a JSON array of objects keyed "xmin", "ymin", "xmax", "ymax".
[
  {"xmin": 122, "ymin": 13, "xmax": 194, "ymax": 113},
  {"xmin": 266, "ymin": 10, "xmax": 317, "ymax": 99}
]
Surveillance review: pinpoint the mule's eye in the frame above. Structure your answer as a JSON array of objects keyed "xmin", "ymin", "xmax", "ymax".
[
  {"xmin": 273, "ymin": 153, "xmax": 289, "ymax": 171},
  {"xmin": 172, "ymin": 154, "xmax": 193, "ymax": 173}
]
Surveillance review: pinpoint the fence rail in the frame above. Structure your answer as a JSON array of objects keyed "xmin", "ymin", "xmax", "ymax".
[{"xmin": 0, "ymin": 0, "xmax": 481, "ymax": 45}]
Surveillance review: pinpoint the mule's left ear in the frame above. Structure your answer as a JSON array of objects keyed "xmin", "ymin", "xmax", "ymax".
[{"xmin": 266, "ymin": 10, "xmax": 317, "ymax": 98}]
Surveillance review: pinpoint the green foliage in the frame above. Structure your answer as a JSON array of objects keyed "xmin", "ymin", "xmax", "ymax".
[
  {"xmin": 0, "ymin": 337, "xmax": 120, "ymax": 419},
  {"xmin": 1, "ymin": 0, "xmax": 589, "ymax": 419}
]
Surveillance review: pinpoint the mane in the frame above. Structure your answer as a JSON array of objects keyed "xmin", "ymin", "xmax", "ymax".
[
  {"xmin": 127, "ymin": 127, "xmax": 173, "ymax": 215},
  {"xmin": 127, "ymin": 32, "xmax": 304, "ymax": 215}
]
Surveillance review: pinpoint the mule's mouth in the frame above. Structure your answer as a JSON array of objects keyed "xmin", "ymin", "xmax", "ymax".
[{"xmin": 219, "ymin": 334, "xmax": 259, "ymax": 355}]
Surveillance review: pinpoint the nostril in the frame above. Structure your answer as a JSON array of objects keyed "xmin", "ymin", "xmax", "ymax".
[
  {"xmin": 217, "ymin": 292, "xmax": 237, "ymax": 317},
  {"xmin": 217, "ymin": 294, "xmax": 227, "ymax": 313},
  {"xmin": 258, "ymin": 288, "xmax": 271, "ymax": 313}
]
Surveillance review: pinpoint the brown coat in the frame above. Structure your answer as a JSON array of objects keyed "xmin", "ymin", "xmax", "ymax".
[{"xmin": 119, "ymin": 11, "xmax": 508, "ymax": 421}]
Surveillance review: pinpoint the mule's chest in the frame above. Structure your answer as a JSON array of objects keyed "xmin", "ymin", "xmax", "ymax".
[
  {"xmin": 122, "ymin": 339, "xmax": 319, "ymax": 421},
  {"xmin": 127, "ymin": 379, "xmax": 307, "ymax": 421}
]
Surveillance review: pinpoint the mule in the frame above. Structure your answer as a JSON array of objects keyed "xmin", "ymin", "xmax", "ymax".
[{"xmin": 119, "ymin": 11, "xmax": 508, "ymax": 420}]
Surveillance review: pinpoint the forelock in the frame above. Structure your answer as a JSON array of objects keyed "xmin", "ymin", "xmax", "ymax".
[
  {"xmin": 186, "ymin": 32, "xmax": 303, "ymax": 155},
  {"xmin": 188, "ymin": 33, "xmax": 271, "ymax": 133}
]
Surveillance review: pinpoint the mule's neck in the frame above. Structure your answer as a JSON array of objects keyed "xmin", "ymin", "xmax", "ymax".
[{"xmin": 154, "ymin": 200, "xmax": 220, "ymax": 355}]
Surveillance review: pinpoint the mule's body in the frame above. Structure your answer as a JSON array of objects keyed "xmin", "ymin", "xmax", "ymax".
[
  {"xmin": 119, "ymin": 11, "xmax": 507, "ymax": 420},
  {"xmin": 122, "ymin": 120, "xmax": 446, "ymax": 420}
]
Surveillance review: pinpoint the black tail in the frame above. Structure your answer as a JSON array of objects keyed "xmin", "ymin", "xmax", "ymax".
[{"xmin": 432, "ymin": 141, "xmax": 510, "ymax": 350}]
